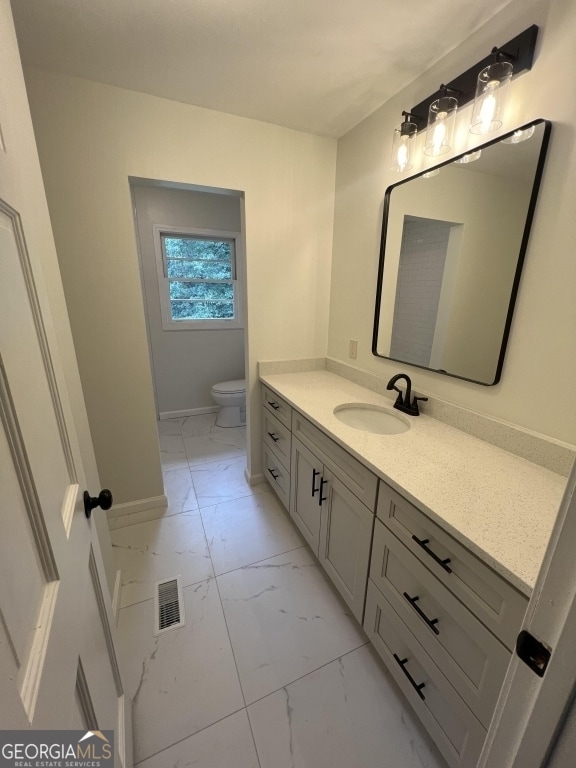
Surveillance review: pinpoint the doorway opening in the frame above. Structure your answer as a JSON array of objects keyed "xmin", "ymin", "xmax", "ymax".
[{"xmin": 130, "ymin": 178, "xmax": 247, "ymax": 422}]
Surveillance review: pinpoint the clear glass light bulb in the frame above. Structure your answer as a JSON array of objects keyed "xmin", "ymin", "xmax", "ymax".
[
  {"xmin": 396, "ymin": 139, "xmax": 410, "ymax": 171},
  {"xmin": 432, "ymin": 113, "xmax": 447, "ymax": 153},
  {"xmin": 478, "ymin": 82, "xmax": 498, "ymax": 133}
]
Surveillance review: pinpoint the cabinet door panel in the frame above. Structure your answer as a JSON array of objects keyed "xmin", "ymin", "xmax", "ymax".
[
  {"xmin": 319, "ymin": 470, "xmax": 374, "ymax": 622},
  {"xmin": 290, "ymin": 437, "xmax": 322, "ymax": 554}
]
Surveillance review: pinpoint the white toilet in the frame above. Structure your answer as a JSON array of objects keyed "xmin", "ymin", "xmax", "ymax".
[{"xmin": 211, "ymin": 379, "xmax": 246, "ymax": 427}]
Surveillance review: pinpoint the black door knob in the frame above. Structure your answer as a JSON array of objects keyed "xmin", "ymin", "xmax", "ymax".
[{"xmin": 84, "ymin": 489, "xmax": 113, "ymax": 519}]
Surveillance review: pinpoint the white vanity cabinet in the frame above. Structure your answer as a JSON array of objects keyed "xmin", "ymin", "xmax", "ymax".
[
  {"xmin": 364, "ymin": 480, "xmax": 528, "ymax": 768},
  {"xmin": 289, "ymin": 412, "xmax": 378, "ymax": 622}
]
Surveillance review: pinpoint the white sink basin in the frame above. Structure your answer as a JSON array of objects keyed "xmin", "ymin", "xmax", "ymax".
[{"xmin": 333, "ymin": 403, "xmax": 410, "ymax": 435}]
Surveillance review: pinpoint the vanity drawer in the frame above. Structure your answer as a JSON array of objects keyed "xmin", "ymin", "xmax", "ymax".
[
  {"xmin": 262, "ymin": 409, "xmax": 291, "ymax": 471},
  {"xmin": 371, "ymin": 520, "xmax": 510, "ymax": 727},
  {"xmin": 262, "ymin": 385, "xmax": 292, "ymax": 428},
  {"xmin": 263, "ymin": 444, "xmax": 290, "ymax": 511},
  {"xmin": 292, "ymin": 411, "xmax": 378, "ymax": 509},
  {"xmin": 364, "ymin": 582, "xmax": 486, "ymax": 768},
  {"xmin": 377, "ymin": 482, "xmax": 527, "ymax": 650}
]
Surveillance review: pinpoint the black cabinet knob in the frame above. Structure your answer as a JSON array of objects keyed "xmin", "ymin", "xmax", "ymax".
[{"xmin": 84, "ymin": 489, "xmax": 113, "ymax": 519}]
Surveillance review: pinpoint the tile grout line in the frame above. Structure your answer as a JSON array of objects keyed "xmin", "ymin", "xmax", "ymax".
[
  {"xmin": 245, "ymin": 639, "xmax": 371, "ymax": 710},
  {"xmin": 209, "ymin": 543, "xmax": 307, "ymax": 579},
  {"xmin": 179, "ymin": 419, "xmax": 253, "ymax": 509},
  {"xmin": 197, "ymin": 508, "xmax": 263, "ymax": 768},
  {"xmin": 132, "ymin": 705, "xmax": 248, "ymax": 767},
  {"xmin": 118, "ymin": 570, "xmax": 217, "ymax": 612},
  {"xmin": 195, "ymin": 418, "xmax": 275, "ymax": 768}
]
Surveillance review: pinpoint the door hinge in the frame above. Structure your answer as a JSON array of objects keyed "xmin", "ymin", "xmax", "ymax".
[{"xmin": 516, "ymin": 629, "xmax": 551, "ymax": 678}]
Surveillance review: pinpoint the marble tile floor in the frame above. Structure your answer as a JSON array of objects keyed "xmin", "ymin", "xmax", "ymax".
[{"xmin": 113, "ymin": 415, "xmax": 447, "ymax": 768}]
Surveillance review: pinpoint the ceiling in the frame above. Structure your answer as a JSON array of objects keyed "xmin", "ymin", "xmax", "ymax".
[{"xmin": 11, "ymin": 0, "xmax": 516, "ymax": 138}]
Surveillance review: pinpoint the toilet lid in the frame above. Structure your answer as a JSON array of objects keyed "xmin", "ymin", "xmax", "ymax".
[{"xmin": 212, "ymin": 379, "xmax": 246, "ymax": 394}]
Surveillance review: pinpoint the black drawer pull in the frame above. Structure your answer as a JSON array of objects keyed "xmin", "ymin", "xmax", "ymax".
[
  {"xmin": 311, "ymin": 468, "xmax": 320, "ymax": 497},
  {"xmin": 411, "ymin": 535, "xmax": 452, "ymax": 573},
  {"xmin": 318, "ymin": 477, "xmax": 328, "ymax": 506},
  {"xmin": 403, "ymin": 592, "xmax": 440, "ymax": 635},
  {"xmin": 267, "ymin": 468, "xmax": 279, "ymax": 481},
  {"xmin": 267, "ymin": 431, "xmax": 280, "ymax": 443},
  {"xmin": 393, "ymin": 653, "xmax": 426, "ymax": 700},
  {"xmin": 267, "ymin": 400, "xmax": 280, "ymax": 411}
]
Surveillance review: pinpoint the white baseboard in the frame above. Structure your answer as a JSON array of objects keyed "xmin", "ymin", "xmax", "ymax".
[
  {"xmin": 159, "ymin": 406, "xmax": 219, "ymax": 420},
  {"xmin": 244, "ymin": 467, "xmax": 266, "ymax": 486},
  {"xmin": 112, "ymin": 570, "xmax": 122, "ymax": 624},
  {"xmin": 107, "ymin": 494, "xmax": 168, "ymax": 521}
]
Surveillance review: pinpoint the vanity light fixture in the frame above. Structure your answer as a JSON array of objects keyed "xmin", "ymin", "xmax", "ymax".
[
  {"xmin": 424, "ymin": 90, "xmax": 458, "ymax": 156},
  {"xmin": 391, "ymin": 25, "xmax": 538, "ymax": 171},
  {"xmin": 469, "ymin": 57, "xmax": 513, "ymax": 135},
  {"xmin": 501, "ymin": 124, "xmax": 536, "ymax": 144},
  {"xmin": 391, "ymin": 112, "xmax": 419, "ymax": 172}
]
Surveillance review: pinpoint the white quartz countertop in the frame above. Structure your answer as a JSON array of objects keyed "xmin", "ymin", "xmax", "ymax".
[{"xmin": 260, "ymin": 370, "xmax": 567, "ymax": 595}]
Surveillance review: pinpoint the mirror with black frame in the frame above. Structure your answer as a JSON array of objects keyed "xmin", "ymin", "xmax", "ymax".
[{"xmin": 372, "ymin": 119, "xmax": 551, "ymax": 385}]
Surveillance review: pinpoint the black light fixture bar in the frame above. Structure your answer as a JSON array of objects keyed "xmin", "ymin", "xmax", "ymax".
[{"xmin": 408, "ymin": 24, "xmax": 539, "ymax": 129}]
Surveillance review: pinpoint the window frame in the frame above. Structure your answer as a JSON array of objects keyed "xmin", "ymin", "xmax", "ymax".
[{"xmin": 153, "ymin": 225, "xmax": 244, "ymax": 331}]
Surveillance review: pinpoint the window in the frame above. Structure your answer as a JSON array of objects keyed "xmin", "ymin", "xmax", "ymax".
[{"xmin": 155, "ymin": 227, "xmax": 243, "ymax": 330}]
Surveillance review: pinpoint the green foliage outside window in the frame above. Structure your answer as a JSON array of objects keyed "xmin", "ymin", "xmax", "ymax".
[{"xmin": 163, "ymin": 236, "xmax": 236, "ymax": 321}]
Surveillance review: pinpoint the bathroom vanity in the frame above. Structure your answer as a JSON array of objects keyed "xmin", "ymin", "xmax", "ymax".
[{"xmin": 260, "ymin": 368, "xmax": 567, "ymax": 768}]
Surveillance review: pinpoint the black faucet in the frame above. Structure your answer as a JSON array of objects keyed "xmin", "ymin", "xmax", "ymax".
[{"xmin": 386, "ymin": 373, "xmax": 428, "ymax": 416}]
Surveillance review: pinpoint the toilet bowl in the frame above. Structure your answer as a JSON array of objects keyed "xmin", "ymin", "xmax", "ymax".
[{"xmin": 211, "ymin": 379, "xmax": 246, "ymax": 427}]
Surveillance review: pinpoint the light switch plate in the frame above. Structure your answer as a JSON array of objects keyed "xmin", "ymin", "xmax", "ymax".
[{"xmin": 349, "ymin": 340, "xmax": 358, "ymax": 359}]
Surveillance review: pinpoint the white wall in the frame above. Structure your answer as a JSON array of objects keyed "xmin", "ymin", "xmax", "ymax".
[
  {"xmin": 132, "ymin": 184, "xmax": 245, "ymax": 417},
  {"xmin": 329, "ymin": 0, "xmax": 576, "ymax": 445},
  {"xmin": 25, "ymin": 70, "xmax": 337, "ymax": 503}
]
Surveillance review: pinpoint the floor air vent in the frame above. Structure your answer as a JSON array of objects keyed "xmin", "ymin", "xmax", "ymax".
[{"xmin": 154, "ymin": 577, "xmax": 186, "ymax": 635}]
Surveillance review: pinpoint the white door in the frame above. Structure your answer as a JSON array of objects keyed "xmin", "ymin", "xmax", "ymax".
[{"xmin": 0, "ymin": 2, "xmax": 131, "ymax": 764}]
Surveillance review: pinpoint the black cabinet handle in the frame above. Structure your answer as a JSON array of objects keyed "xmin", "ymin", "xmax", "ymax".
[
  {"xmin": 403, "ymin": 592, "xmax": 440, "ymax": 635},
  {"xmin": 267, "ymin": 431, "xmax": 280, "ymax": 443},
  {"xmin": 411, "ymin": 535, "xmax": 452, "ymax": 573},
  {"xmin": 311, "ymin": 468, "xmax": 320, "ymax": 497},
  {"xmin": 268, "ymin": 468, "xmax": 279, "ymax": 481},
  {"xmin": 318, "ymin": 477, "xmax": 328, "ymax": 506},
  {"xmin": 84, "ymin": 489, "xmax": 113, "ymax": 519},
  {"xmin": 393, "ymin": 653, "xmax": 426, "ymax": 700},
  {"xmin": 267, "ymin": 400, "xmax": 280, "ymax": 411}
]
